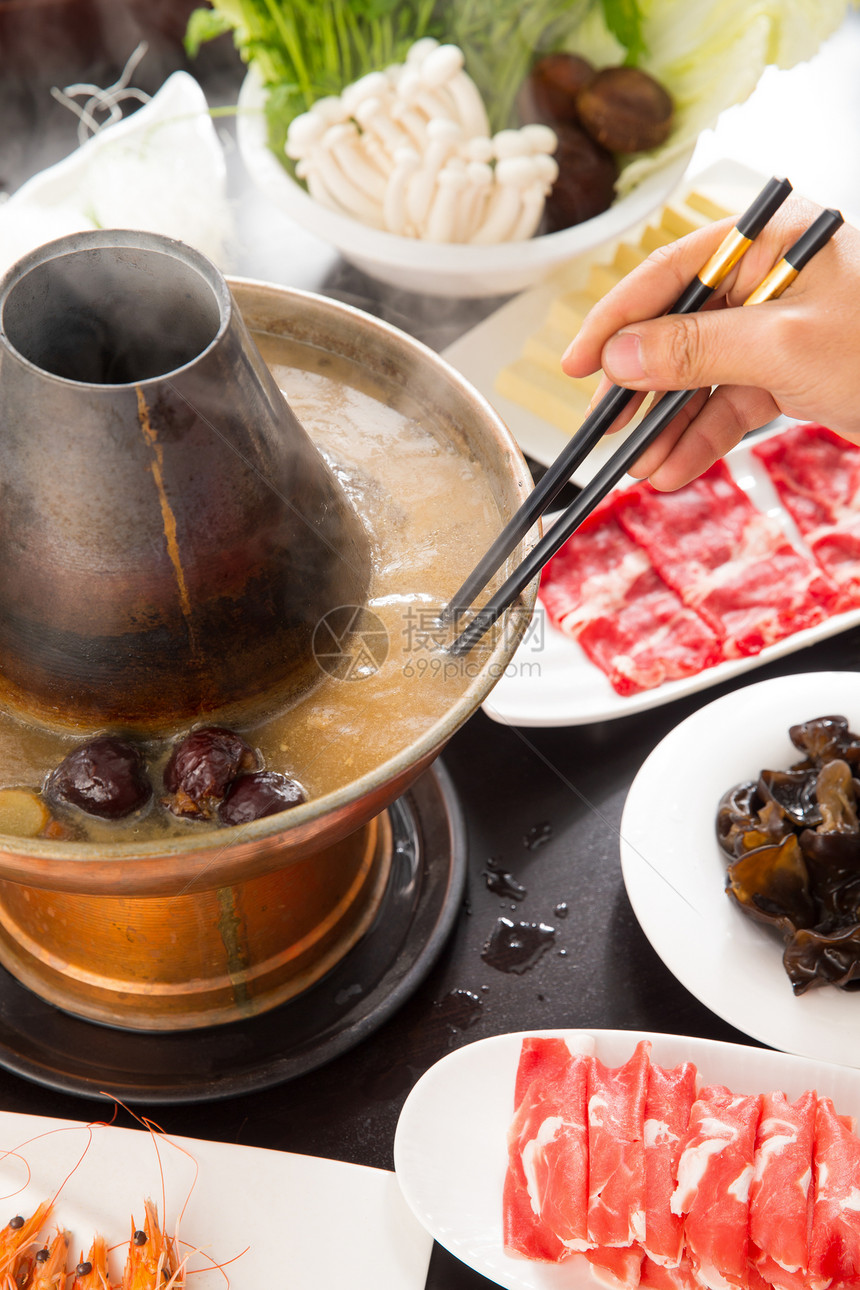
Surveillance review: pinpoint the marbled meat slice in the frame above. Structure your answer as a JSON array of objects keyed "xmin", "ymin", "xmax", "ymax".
[
  {"xmin": 748, "ymin": 1089, "xmax": 815, "ymax": 1289},
  {"xmin": 671, "ymin": 1083, "xmax": 762, "ymax": 1289},
  {"xmin": 588, "ymin": 1039, "xmax": 651, "ymax": 1249},
  {"xmin": 504, "ymin": 1036, "xmax": 596, "ymax": 1262},
  {"xmin": 753, "ymin": 423, "xmax": 860, "ymax": 611},
  {"xmin": 644, "ymin": 1060, "xmax": 699, "ymax": 1268},
  {"xmin": 586, "ymin": 1243, "xmax": 643, "ymax": 1287},
  {"xmin": 614, "ymin": 461, "xmax": 839, "ymax": 657},
  {"xmin": 809, "ymin": 1095, "xmax": 860, "ymax": 1289},
  {"xmin": 640, "ymin": 1254, "xmax": 704, "ymax": 1289},
  {"xmin": 539, "ymin": 496, "xmax": 722, "ymax": 696},
  {"xmin": 527, "ymin": 1054, "xmax": 592, "ymax": 1252},
  {"xmin": 503, "ymin": 1065, "xmax": 571, "ymax": 1263},
  {"xmin": 513, "ymin": 1035, "xmax": 579, "ymax": 1109}
]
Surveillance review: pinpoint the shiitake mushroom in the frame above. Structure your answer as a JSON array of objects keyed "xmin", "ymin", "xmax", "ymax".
[
  {"xmin": 576, "ymin": 65, "xmax": 674, "ymax": 153},
  {"xmin": 541, "ymin": 123, "xmax": 618, "ymax": 232},
  {"xmin": 518, "ymin": 52, "xmax": 595, "ymax": 127},
  {"xmin": 516, "ymin": 54, "xmax": 674, "ymax": 233}
]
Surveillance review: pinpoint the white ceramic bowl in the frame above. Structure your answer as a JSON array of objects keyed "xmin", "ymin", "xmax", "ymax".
[{"xmin": 236, "ymin": 69, "xmax": 694, "ymax": 299}]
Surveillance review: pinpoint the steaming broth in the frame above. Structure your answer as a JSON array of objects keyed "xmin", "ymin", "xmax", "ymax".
[{"xmin": 0, "ymin": 330, "xmax": 516, "ymax": 842}]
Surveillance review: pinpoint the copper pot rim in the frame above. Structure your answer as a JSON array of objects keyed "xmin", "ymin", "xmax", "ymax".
[{"xmin": 0, "ymin": 280, "xmax": 539, "ymax": 873}]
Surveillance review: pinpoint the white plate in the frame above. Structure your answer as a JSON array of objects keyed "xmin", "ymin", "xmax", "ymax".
[
  {"xmin": 620, "ymin": 671, "xmax": 860, "ymax": 1068},
  {"xmin": 0, "ymin": 1111, "xmax": 432, "ymax": 1289},
  {"xmin": 393, "ymin": 1027, "xmax": 860, "ymax": 1290},
  {"xmin": 482, "ymin": 426, "xmax": 860, "ymax": 727}
]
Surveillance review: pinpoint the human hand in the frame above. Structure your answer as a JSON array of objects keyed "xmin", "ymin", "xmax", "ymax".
[{"xmin": 560, "ymin": 195, "xmax": 860, "ymax": 490}]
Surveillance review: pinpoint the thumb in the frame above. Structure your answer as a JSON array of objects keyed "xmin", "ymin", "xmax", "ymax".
[{"xmin": 600, "ymin": 306, "xmax": 782, "ymax": 393}]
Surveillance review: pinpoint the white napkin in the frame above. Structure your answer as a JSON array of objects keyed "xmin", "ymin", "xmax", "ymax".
[{"xmin": 0, "ymin": 71, "xmax": 231, "ymax": 276}]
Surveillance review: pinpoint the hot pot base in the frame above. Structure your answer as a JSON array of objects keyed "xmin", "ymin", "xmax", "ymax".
[
  {"xmin": 0, "ymin": 817, "xmax": 393, "ymax": 1031},
  {"xmin": 0, "ymin": 765, "xmax": 465, "ymax": 1102}
]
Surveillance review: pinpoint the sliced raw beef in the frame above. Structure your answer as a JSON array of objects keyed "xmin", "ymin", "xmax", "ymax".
[
  {"xmin": 527, "ymin": 1055, "xmax": 592, "ymax": 1251},
  {"xmin": 504, "ymin": 1037, "xmax": 596, "ymax": 1261},
  {"xmin": 640, "ymin": 1255, "xmax": 703, "ymax": 1289},
  {"xmin": 614, "ymin": 461, "xmax": 840, "ymax": 657},
  {"xmin": 539, "ymin": 497, "xmax": 722, "ymax": 695},
  {"xmin": 643, "ymin": 1060, "xmax": 699, "ymax": 1268},
  {"xmin": 503, "ymin": 1067, "xmax": 571, "ymax": 1262},
  {"xmin": 671, "ymin": 1083, "xmax": 761, "ymax": 1289},
  {"xmin": 748, "ymin": 1089, "xmax": 815, "ymax": 1289},
  {"xmin": 753, "ymin": 423, "xmax": 860, "ymax": 611},
  {"xmin": 586, "ymin": 1243, "xmax": 643, "ymax": 1287},
  {"xmin": 588, "ymin": 1040, "xmax": 651, "ymax": 1249},
  {"xmin": 513, "ymin": 1035, "xmax": 578, "ymax": 1108},
  {"xmin": 809, "ymin": 1095, "xmax": 860, "ymax": 1289}
]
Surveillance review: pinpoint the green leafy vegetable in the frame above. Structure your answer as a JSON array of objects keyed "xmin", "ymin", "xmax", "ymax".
[
  {"xmin": 186, "ymin": 0, "xmax": 646, "ymax": 147},
  {"xmin": 601, "ymin": 0, "xmax": 647, "ymax": 63},
  {"xmin": 186, "ymin": 0, "xmax": 848, "ymax": 187},
  {"xmin": 186, "ymin": 0, "xmax": 442, "ymax": 154}
]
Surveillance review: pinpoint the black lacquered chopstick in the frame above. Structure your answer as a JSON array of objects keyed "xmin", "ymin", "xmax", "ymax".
[
  {"xmin": 449, "ymin": 206, "xmax": 844, "ymax": 657},
  {"xmin": 442, "ymin": 175, "xmax": 793, "ymax": 622}
]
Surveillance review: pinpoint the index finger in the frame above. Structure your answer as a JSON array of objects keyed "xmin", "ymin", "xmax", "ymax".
[
  {"xmin": 562, "ymin": 216, "xmax": 735, "ymax": 377},
  {"xmin": 562, "ymin": 195, "xmax": 827, "ymax": 379}
]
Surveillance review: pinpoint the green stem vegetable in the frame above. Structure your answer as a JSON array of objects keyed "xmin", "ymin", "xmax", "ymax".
[{"xmin": 185, "ymin": 0, "xmax": 644, "ymax": 158}]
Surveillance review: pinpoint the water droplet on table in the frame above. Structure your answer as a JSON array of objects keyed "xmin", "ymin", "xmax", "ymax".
[
  {"xmin": 482, "ymin": 857, "xmax": 526, "ymax": 901},
  {"xmin": 481, "ymin": 917, "xmax": 556, "ymax": 974},
  {"xmin": 523, "ymin": 821, "xmax": 552, "ymax": 850}
]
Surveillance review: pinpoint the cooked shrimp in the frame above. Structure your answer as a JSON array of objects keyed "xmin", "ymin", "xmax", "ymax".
[
  {"xmin": 72, "ymin": 1233, "xmax": 112, "ymax": 1290},
  {"xmin": 30, "ymin": 1231, "xmax": 70, "ymax": 1290},
  {"xmin": 121, "ymin": 1199, "xmax": 182, "ymax": 1289},
  {"xmin": 71, "ymin": 1235, "xmax": 110, "ymax": 1289},
  {"xmin": 0, "ymin": 1200, "xmax": 53, "ymax": 1285}
]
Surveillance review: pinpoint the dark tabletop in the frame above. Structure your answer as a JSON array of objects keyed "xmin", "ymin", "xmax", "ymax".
[{"xmin": 2, "ymin": 6, "xmax": 860, "ymax": 1286}]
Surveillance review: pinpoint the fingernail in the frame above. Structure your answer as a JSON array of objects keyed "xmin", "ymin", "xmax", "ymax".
[{"xmin": 603, "ymin": 331, "xmax": 644, "ymax": 381}]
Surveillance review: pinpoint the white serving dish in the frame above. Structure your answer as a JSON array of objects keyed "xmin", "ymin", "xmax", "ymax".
[
  {"xmin": 394, "ymin": 1028, "xmax": 860, "ymax": 1288},
  {"xmin": 620, "ymin": 670, "xmax": 860, "ymax": 1068},
  {"xmin": 236, "ymin": 68, "xmax": 693, "ymax": 299}
]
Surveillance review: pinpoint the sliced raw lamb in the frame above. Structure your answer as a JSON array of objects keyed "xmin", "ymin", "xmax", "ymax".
[
  {"xmin": 753, "ymin": 423, "xmax": 860, "ymax": 611},
  {"xmin": 671, "ymin": 1083, "xmax": 762, "ymax": 1290},
  {"xmin": 503, "ymin": 1065, "xmax": 572, "ymax": 1263},
  {"xmin": 809, "ymin": 1095, "xmax": 860, "ymax": 1289},
  {"xmin": 528, "ymin": 1054, "xmax": 592, "ymax": 1252},
  {"xmin": 640, "ymin": 1254, "xmax": 704, "ymax": 1289},
  {"xmin": 748, "ymin": 1089, "xmax": 815, "ymax": 1290},
  {"xmin": 513, "ymin": 1035, "xmax": 578, "ymax": 1108},
  {"xmin": 588, "ymin": 1040, "xmax": 651, "ymax": 1249},
  {"xmin": 504, "ymin": 1035, "xmax": 595, "ymax": 1262},
  {"xmin": 614, "ymin": 461, "xmax": 839, "ymax": 658},
  {"xmin": 586, "ymin": 1242, "xmax": 643, "ymax": 1287},
  {"xmin": 644, "ymin": 1060, "xmax": 699, "ymax": 1268},
  {"xmin": 538, "ymin": 496, "xmax": 722, "ymax": 696}
]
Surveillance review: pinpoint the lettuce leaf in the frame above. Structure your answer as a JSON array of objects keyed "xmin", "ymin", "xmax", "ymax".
[{"xmin": 614, "ymin": 0, "xmax": 849, "ymax": 192}]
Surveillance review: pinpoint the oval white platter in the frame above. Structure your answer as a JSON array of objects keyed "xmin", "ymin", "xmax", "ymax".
[
  {"xmin": 482, "ymin": 428, "xmax": 860, "ymax": 727},
  {"xmin": 393, "ymin": 1027, "xmax": 860, "ymax": 1290}
]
